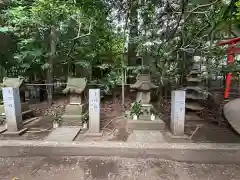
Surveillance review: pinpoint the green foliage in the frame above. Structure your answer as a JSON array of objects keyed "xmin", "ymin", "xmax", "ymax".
[
  {"xmin": 130, "ymin": 101, "xmax": 142, "ymax": 117},
  {"xmin": 236, "ymin": 1, "xmax": 240, "ymax": 19},
  {"xmin": 82, "ymin": 111, "xmax": 89, "ymax": 123},
  {"xmin": 1, "ymin": 0, "xmax": 120, "ymax": 80},
  {"xmin": 0, "ymin": 0, "xmax": 234, "ymax": 95}
]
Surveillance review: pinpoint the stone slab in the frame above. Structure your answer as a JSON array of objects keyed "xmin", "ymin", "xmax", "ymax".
[
  {"xmin": 0, "ymin": 126, "xmax": 7, "ymax": 134},
  {"xmin": 127, "ymin": 119, "xmax": 165, "ymax": 130},
  {"xmin": 84, "ymin": 131, "xmax": 103, "ymax": 137},
  {"xmin": 127, "ymin": 130, "xmax": 166, "ymax": 143},
  {"xmin": 164, "ymin": 131, "xmax": 189, "ymax": 139},
  {"xmin": 45, "ymin": 127, "xmax": 81, "ymax": 141},
  {"xmin": 2, "ymin": 128, "xmax": 28, "ymax": 136},
  {"xmin": 23, "ymin": 117, "xmax": 41, "ymax": 126}
]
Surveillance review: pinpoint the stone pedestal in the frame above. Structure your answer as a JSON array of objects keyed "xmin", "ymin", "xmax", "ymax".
[
  {"xmin": 62, "ymin": 94, "xmax": 86, "ymax": 126},
  {"xmin": 170, "ymin": 90, "xmax": 186, "ymax": 136},
  {"xmin": 61, "ymin": 77, "xmax": 87, "ymax": 127},
  {"xmin": 2, "ymin": 87, "xmax": 27, "ymax": 135}
]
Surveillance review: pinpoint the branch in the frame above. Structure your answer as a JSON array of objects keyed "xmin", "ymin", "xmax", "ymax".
[
  {"xmin": 72, "ymin": 19, "xmax": 93, "ymax": 40},
  {"xmin": 184, "ymin": 24, "xmax": 210, "ymax": 48},
  {"xmin": 184, "ymin": 0, "xmax": 220, "ymax": 21},
  {"xmin": 174, "ymin": 11, "xmax": 208, "ymax": 14},
  {"xmin": 67, "ymin": 19, "xmax": 93, "ymax": 57},
  {"xmin": 156, "ymin": 0, "xmax": 188, "ymax": 54}
]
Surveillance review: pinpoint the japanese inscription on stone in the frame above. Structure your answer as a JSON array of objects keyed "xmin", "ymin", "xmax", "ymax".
[
  {"xmin": 2, "ymin": 87, "xmax": 22, "ymax": 131},
  {"xmin": 89, "ymin": 89, "xmax": 100, "ymax": 133},
  {"xmin": 171, "ymin": 90, "xmax": 186, "ymax": 136}
]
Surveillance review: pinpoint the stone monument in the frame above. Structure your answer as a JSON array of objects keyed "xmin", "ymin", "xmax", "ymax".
[
  {"xmin": 185, "ymin": 56, "xmax": 207, "ymax": 121},
  {"xmin": 87, "ymin": 89, "xmax": 102, "ymax": 136},
  {"xmin": 127, "ymin": 74, "xmax": 165, "ymax": 130},
  {"xmin": 2, "ymin": 87, "xmax": 27, "ymax": 135},
  {"xmin": 130, "ymin": 74, "xmax": 157, "ymax": 115},
  {"xmin": 62, "ymin": 77, "xmax": 87, "ymax": 126},
  {"xmin": 170, "ymin": 90, "xmax": 186, "ymax": 136},
  {"xmin": 1, "ymin": 77, "xmax": 32, "ymax": 118}
]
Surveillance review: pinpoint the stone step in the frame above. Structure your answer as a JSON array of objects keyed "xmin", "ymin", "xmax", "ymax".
[
  {"xmin": 192, "ymin": 63, "xmax": 201, "ymax": 70},
  {"xmin": 22, "ymin": 110, "xmax": 33, "ymax": 120},
  {"xmin": 187, "ymin": 77, "xmax": 202, "ymax": 82},
  {"xmin": 186, "ymin": 102, "xmax": 204, "ymax": 111},
  {"xmin": 189, "ymin": 70, "xmax": 201, "ymax": 75},
  {"xmin": 45, "ymin": 126, "xmax": 81, "ymax": 141},
  {"xmin": 127, "ymin": 119, "xmax": 165, "ymax": 130},
  {"xmin": 22, "ymin": 110, "xmax": 33, "ymax": 116},
  {"xmin": 127, "ymin": 130, "xmax": 166, "ymax": 143},
  {"xmin": 186, "ymin": 93, "xmax": 204, "ymax": 100},
  {"xmin": 185, "ymin": 86, "xmax": 203, "ymax": 92}
]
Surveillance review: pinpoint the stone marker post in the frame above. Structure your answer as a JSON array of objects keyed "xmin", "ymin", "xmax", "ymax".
[
  {"xmin": 171, "ymin": 90, "xmax": 186, "ymax": 136},
  {"xmin": 88, "ymin": 89, "xmax": 101, "ymax": 135},
  {"xmin": 2, "ymin": 87, "xmax": 23, "ymax": 132}
]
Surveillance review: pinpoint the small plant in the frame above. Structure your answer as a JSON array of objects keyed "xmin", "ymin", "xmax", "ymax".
[
  {"xmin": 82, "ymin": 111, "xmax": 89, "ymax": 124},
  {"xmin": 48, "ymin": 109, "xmax": 62, "ymax": 125},
  {"xmin": 130, "ymin": 101, "xmax": 142, "ymax": 117}
]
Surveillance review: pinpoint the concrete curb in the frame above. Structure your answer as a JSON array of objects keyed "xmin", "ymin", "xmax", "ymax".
[{"xmin": 0, "ymin": 140, "xmax": 240, "ymax": 164}]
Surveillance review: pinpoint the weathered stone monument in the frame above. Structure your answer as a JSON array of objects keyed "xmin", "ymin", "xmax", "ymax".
[
  {"xmin": 130, "ymin": 74, "xmax": 157, "ymax": 115},
  {"xmin": 87, "ymin": 89, "xmax": 102, "ymax": 136},
  {"xmin": 2, "ymin": 87, "xmax": 27, "ymax": 135},
  {"xmin": 1, "ymin": 77, "xmax": 32, "ymax": 118},
  {"xmin": 185, "ymin": 56, "xmax": 206, "ymax": 121},
  {"xmin": 127, "ymin": 74, "xmax": 165, "ymax": 130},
  {"xmin": 170, "ymin": 90, "xmax": 186, "ymax": 136},
  {"xmin": 62, "ymin": 77, "xmax": 87, "ymax": 126}
]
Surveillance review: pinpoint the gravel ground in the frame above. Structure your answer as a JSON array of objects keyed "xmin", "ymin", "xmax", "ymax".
[{"xmin": 0, "ymin": 156, "xmax": 240, "ymax": 180}]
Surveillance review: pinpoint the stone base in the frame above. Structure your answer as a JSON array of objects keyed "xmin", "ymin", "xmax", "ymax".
[
  {"xmin": 64, "ymin": 104, "xmax": 86, "ymax": 115},
  {"xmin": 141, "ymin": 104, "xmax": 153, "ymax": 113},
  {"xmin": 2, "ymin": 128, "xmax": 28, "ymax": 136},
  {"xmin": 164, "ymin": 131, "xmax": 189, "ymax": 139},
  {"xmin": 61, "ymin": 104, "xmax": 86, "ymax": 126},
  {"xmin": 45, "ymin": 126, "xmax": 81, "ymax": 141},
  {"xmin": 84, "ymin": 131, "xmax": 103, "ymax": 137},
  {"xmin": 127, "ymin": 118, "xmax": 165, "ymax": 131},
  {"xmin": 129, "ymin": 104, "xmax": 153, "ymax": 115},
  {"xmin": 127, "ymin": 130, "xmax": 166, "ymax": 143}
]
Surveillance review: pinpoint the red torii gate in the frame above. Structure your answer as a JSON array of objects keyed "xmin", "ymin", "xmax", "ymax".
[{"xmin": 216, "ymin": 37, "xmax": 240, "ymax": 99}]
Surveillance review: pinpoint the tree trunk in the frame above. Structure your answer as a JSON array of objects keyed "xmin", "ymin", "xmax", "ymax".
[
  {"xmin": 47, "ymin": 25, "xmax": 56, "ymax": 105},
  {"xmin": 128, "ymin": 0, "xmax": 138, "ymax": 63},
  {"xmin": 127, "ymin": 0, "xmax": 138, "ymax": 83}
]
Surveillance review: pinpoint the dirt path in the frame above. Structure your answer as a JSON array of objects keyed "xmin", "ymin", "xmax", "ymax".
[{"xmin": 0, "ymin": 156, "xmax": 239, "ymax": 180}]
